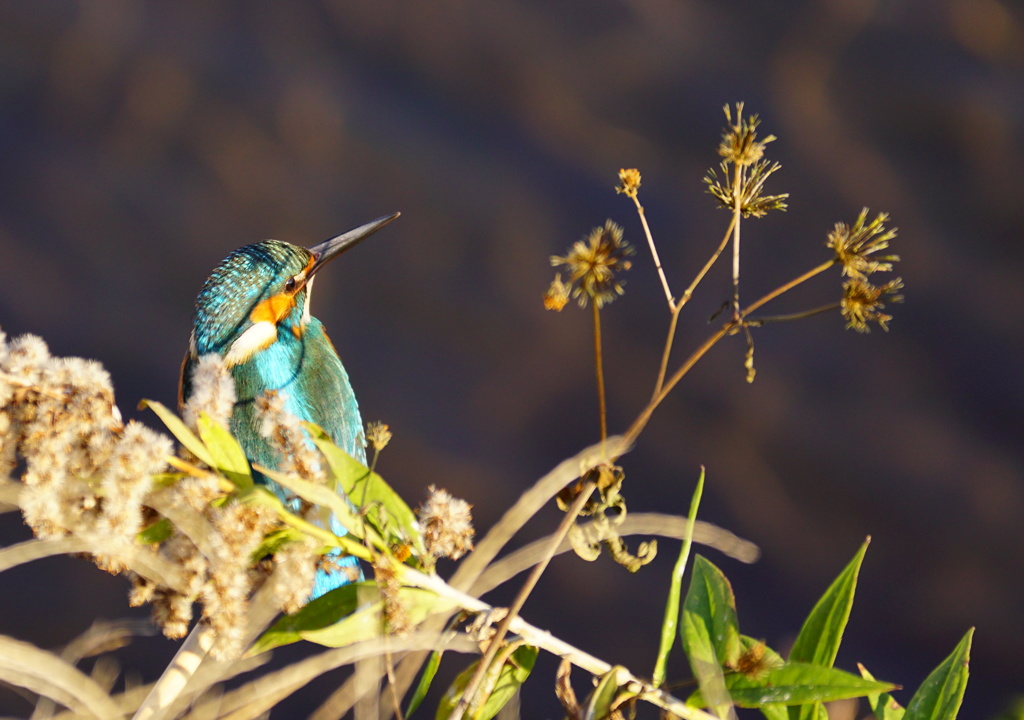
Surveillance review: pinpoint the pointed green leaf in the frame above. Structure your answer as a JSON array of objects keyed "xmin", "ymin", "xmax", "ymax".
[
  {"xmin": 405, "ymin": 649, "xmax": 443, "ymax": 718},
  {"xmin": 141, "ymin": 399, "xmax": 214, "ymax": 468},
  {"xmin": 688, "ymin": 663, "xmax": 896, "ymax": 708},
  {"xmin": 196, "ymin": 413, "xmax": 253, "ymax": 491},
  {"xmin": 682, "ymin": 555, "xmax": 741, "ymax": 717},
  {"xmin": 305, "ymin": 423, "xmax": 426, "ymax": 556},
  {"xmin": 303, "ymin": 587, "xmax": 457, "ymax": 648},
  {"xmin": 255, "ymin": 463, "xmax": 368, "ymax": 543},
  {"xmin": 904, "ymin": 628, "xmax": 973, "ymax": 720},
  {"xmin": 860, "ymin": 663, "xmax": 905, "ymax": 720},
  {"xmin": 760, "ymin": 704, "xmax": 790, "ymax": 720},
  {"xmin": 136, "ymin": 518, "xmax": 173, "ymax": 545},
  {"xmin": 251, "ymin": 581, "xmax": 370, "ymax": 654},
  {"xmin": 683, "ymin": 556, "xmax": 742, "ymax": 666},
  {"xmin": 435, "ymin": 645, "xmax": 538, "ymax": 720},
  {"xmin": 788, "ymin": 538, "xmax": 870, "ymax": 720},
  {"xmin": 584, "ymin": 666, "xmax": 639, "ymax": 720}
]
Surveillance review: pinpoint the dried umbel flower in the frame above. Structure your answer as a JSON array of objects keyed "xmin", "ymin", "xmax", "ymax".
[
  {"xmin": 718, "ymin": 102, "xmax": 776, "ymax": 167},
  {"xmin": 417, "ymin": 485, "xmax": 474, "ymax": 560},
  {"xmin": 615, "ymin": 168, "xmax": 641, "ymax": 199},
  {"xmin": 841, "ymin": 277, "xmax": 905, "ymax": 333},
  {"xmin": 828, "ymin": 208, "xmax": 900, "ymax": 279},
  {"xmin": 550, "ymin": 220, "xmax": 635, "ymax": 309},
  {"xmin": 365, "ymin": 421, "xmax": 392, "ymax": 452},
  {"xmin": 543, "ymin": 273, "xmax": 570, "ymax": 312}
]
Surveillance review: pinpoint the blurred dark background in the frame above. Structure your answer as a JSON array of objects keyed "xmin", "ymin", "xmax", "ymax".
[{"xmin": 1, "ymin": 1, "xmax": 1021, "ymax": 718}]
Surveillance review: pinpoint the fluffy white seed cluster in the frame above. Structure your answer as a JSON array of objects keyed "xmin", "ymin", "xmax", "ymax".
[
  {"xmin": 0, "ymin": 331, "xmax": 170, "ymax": 558},
  {"xmin": 417, "ymin": 485, "xmax": 475, "ymax": 561},
  {"xmin": 2, "ymin": 334, "xmax": 325, "ymax": 658}
]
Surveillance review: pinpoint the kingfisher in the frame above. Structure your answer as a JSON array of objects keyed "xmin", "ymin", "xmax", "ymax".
[{"xmin": 180, "ymin": 213, "xmax": 399, "ymax": 599}]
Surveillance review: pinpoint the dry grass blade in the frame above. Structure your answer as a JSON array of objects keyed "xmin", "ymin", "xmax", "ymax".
[
  {"xmin": 0, "ymin": 537, "xmax": 189, "ymax": 593},
  {"xmin": 181, "ymin": 633, "xmax": 477, "ymax": 720},
  {"xmin": 0, "ymin": 634, "xmax": 123, "ymax": 719},
  {"xmin": 470, "ymin": 512, "xmax": 759, "ymax": 596}
]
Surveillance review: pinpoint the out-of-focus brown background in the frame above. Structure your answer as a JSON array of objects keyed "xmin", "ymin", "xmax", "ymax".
[{"xmin": 1, "ymin": 2, "xmax": 1021, "ymax": 717}]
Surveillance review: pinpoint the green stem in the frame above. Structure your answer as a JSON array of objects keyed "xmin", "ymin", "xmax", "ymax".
[{"xmin": 652, "ymin": 467, "xmax": 705, "ymax": 687}]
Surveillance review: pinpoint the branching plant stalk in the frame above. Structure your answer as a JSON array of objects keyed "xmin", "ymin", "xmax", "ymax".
[
  {"xmin": 625, "ymin": 258, "xmax": 837, "ymax": 453},
  {"xmin": 445, "ymin": 478, "xmax": 598, "ymax": 720},
  {"xmin": 653, "ymin": 214, "xmax": 738, "ymax": 398}
]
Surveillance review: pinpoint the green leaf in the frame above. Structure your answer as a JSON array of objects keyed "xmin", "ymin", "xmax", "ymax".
[
  {"xmin": 302, "ymin": 587, "xmax": 456, "ymax": 648},
  {"xmin": 137, "ymin": 517, "xmax": 173, "ymax": 545},
  {"xmin": 195, "ymin": 413, "xmax": 253, "ymax": 491},
  {"xmin": 306, "ymin": 423, "xmax": 426, "ymax": 556},
  {"xmin": 681, "ymin": 555, "xmax": 742, "ymax": 717},
  {"xmin": 860, "ymin": 663, "xmax": 905, "ymax": 720},
  {"xmin": 787, "ymin": 537, "xmax": 870, "ymax": 720},
  {"xmin": 652, "ymin": 467, "xmax": 705, "ymax": 688},
  {"xmin": 255, "ymin": 463, "xmax": 367, "ymax": 543},
  {"xmin": 904, "ymin": 628, "xmax": 973, "ymax": 720},
  {"xmin": 140, "ymin": 399, "xmax": 214, "ymax": 468},
  {"xmin": 435, "ymin": 645, "xmax": 538, "ymax": 720},
  {"xmin": 584, "ymin": 666, "xmax": 639, "ymax": 720},
  {"xmin": 251, "ymin": 581, "xmax": 370, "ymax": 654},
  {"xmin": 406, "ymin": 649, "xmax": 443, "ymax": 718},
  {"xmin": 687, "ymin": 663, "xmax": 896, "ymax": 708}
]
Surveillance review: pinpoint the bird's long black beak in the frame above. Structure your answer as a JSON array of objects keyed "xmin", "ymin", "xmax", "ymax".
[{"xmin": 307, "ymin": 212, "xmax": 400, "ymax": 277}]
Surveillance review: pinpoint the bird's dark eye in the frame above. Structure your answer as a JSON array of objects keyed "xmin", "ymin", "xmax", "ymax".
[{"xmin": 285, "ymin": 277, "xmax": 297, "ymax": 293}]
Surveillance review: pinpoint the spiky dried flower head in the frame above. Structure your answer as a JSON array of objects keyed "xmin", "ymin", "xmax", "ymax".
[
  {"xmin": 543, "ymin": 273, "xmax": 570, "ymax": 312},
  {"xmin": 828, "ymin": 208, "xmax": 900, "ymax": 279},
  {"xmin": 365, "ymin": 421, "xmax": 392, "ymax": 452},
  {"xmin": 705, "ymin": 159, "xmax": 789, "ymax": 218},
  {"xmin": 182, "ymin": 353, "xmax": 236, "ymax": 431},
  {"xmin": 550, "ymin": 220, "xmax": 634, "ymax": 309},
  {"xmin": 615, "ymin": 168, "xmax": 641, "ymax": 199},
  {"xmin": 718, "ymin": 102, "xmax": 776, "ymax": 167},
  {"xmin": 417, "ymin": 485, "xmax": 474, "ymax": 560},
  {"xmin": 841, "ymin": 277, "xmax": 904, "ymax": 333}
]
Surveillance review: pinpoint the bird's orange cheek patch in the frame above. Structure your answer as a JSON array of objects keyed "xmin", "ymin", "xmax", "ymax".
[{"xmin": 250, "ymin": 293, "xmax": 296, "ymax": 325}]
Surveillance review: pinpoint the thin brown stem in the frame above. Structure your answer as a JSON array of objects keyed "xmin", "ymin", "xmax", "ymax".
[
  {"xmin": 745, "ymin": 302, "xmax": 841, "ymax": 326},
  {"xmin": 632, "ymin": 195, "xmax": 674, "ymax": 310},
  {"xmin": 653, "ymin": 308, "xmax": 681, "ymax": 400},
  {"xmin": 653, "ymin": 213, "xmax": 738, "ymax": 399},
  {"xmin": 679, "ymin": 213, "xmax": 738, "ymax": 308},
  {"xmin": 446, "ymin": 480, "xmax": 598, "ymax": 720},
  {"xmin": 625, "ymin": 259, "xmax": 838, "ymax": 453},
  {"xmin": 593, "ymin": 302, "xmax": 607, "ymax": 453},
  {"xmin": 741, "ymin": 259, "xmax": 835, "ymax": 317}
]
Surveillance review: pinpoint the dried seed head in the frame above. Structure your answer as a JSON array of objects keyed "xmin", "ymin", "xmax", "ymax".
[
  {"xmin": 550, "ymin": 220, "xmax": 634, "ymax": 308},
  {"xmin": 417, "ymin": 485, "xmax": 475, "ymax": 560},
  {"xmin": 827, "ymin": 208, "xmax": 900, "ymax": 279},
  {"xmin": 615, "ymin": 168, "xmax": 641, "ymax": 199},
  {"xmin": 841, "ymin": 277, "xmax": 905, "ymax": 333}
]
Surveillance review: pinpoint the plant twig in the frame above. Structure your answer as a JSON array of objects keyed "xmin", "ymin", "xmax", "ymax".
[
  {"xmin": 446, "ymin": 479, "xmax": 597, "ymax": 720},
  {"xmin": 592, "ymin": 302, "xmax": 607, "ymax": 453}
]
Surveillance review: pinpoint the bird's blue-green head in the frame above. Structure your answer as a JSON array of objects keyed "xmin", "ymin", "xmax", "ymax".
[{"xmin": 189, "ymin": 213, "xmax": 398, "ymax": 368}]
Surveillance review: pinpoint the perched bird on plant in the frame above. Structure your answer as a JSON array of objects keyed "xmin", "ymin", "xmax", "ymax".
[{"xmin": 180, "ymin": 213, "xmax": 399, "ymax": 598}]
